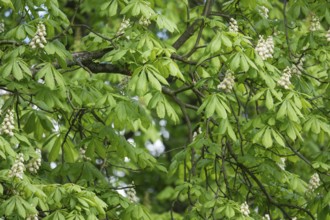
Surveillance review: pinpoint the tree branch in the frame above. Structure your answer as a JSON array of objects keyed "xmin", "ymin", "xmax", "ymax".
[{"xmin": 172, "ymin": 19, "xmax": 203, "ymax": 50}]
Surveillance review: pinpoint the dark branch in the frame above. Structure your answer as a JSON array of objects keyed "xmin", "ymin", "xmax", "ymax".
[{"xmin": 172, "ymin": 19, "xmax": 203, "ymax": 50}]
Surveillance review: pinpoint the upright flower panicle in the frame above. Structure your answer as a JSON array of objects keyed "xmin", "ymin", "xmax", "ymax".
[
  {"xmin": 117, "ymin": 18, "xmax": 130, "ymax": 36},
  {"xmin": 310, "ymin": 15, "xmax": 320, "ymax": 32},
  {"xmin": 30, "ymin": 22, "xmax": 47, "ymax": 49},
  {"xmin": 0, "ymin": 109, "xmax": 15, "ymax": 137},
  {"xmin": 278, "ymin": 67, "xmax": 292, "ymax": 89},
  {"xmin": 326, "ymin": 29, "xmax": 330, "ymax": 41},
  {"xmin": 262, "ymin": 214, "xmax": 271, "ymax": 220},
  {"xmin": 240, "ymin": 201, "xmax": 250, "ymax": 216},
  {"xmin": 308, "ymin": 173, "xmax": 320, "ymax": 192},
  {"xmin": 217, "ymin": 70, "xmax": 235, "ymax": 92},
  {"xmin": 139, "ymin": 16, "xmax": 151, "ymax": 26},
  {"xmin": 26, "ymin": 214, "xmax": 38, "ymax": 220},
  {"xmin": 255, "ymin": 35, "xmax": 274, "ymax": 60},
  {"xmin": 228, "ymin": 18, "xmax": 238, "ymax": 32},
  {"xmin": 193, "ymin": 127, "xmax": 202, "ymax": 141},
  {"xmin": 126, "ymin": 182, "xmax": 138, "ymax": 203},
  {"xmin": 8, "ymin": 153, "xmax": 25, "ymax": 180},
  {"xmin": 277, "ymin": 157, "xmax": 286, "ymax": 170},
  {"xmin": 0, "ymin": 20, "xmax": 4, "ymax": 33},
  {"xmin": 27, "ymin": 149, "xmax": 42, "ymax": 174},
  {"xmin": 259, "ymin": 6, "xmax": 269, "ymax": 19},
  {"xmin": 79, "ymin": 147, "xmax": 91, "ymax": 161},
  {"xmin": 291, "ymin": 57, "xmax": 305, "ymax": 76}
]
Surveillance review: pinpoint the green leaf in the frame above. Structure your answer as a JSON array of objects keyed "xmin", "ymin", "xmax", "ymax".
[
  {"xmin": 271, "ymin": 129, "xmax": 285, "ymax": 147},
  {"xmin": 156, "ymin": 14, "xmax": 178, "ymax": 32},
  {"xmin": 277, "ymin": 101, "xmax": 287, "ymax": 119},
  {"xmin": 16, "ymin": 199, "xmax": 26, "ymax": 218},
  {"xmin": 4, "ymin": 198, "xmax": 15, "ymax": 216},
  {"xmin": 156, "ymin": 102, "xmax": 166, "ymax": 118},
  {"xmin": 265, "ymin": 90, "xmax": 274, "ymax": 110},
  {"xmin": 49, "ymin": 137, "xmax": 62, "ymax": 162},
  {"xmin": 12, "ymin": 62, "xmax": 23, "ymax": 80},
  {"xmin": 240, "ymin": 53, "xmax": 249, "ymax": 72},
  {"xmin": 109, "ymin": 0, "xmax": 118, "ymax": 16},
  {"xmin": 205, "ymin": 95, "xmax": 216, "ymax": 118},
  {"xmin": 45, "ymin": 71, "xmax": 56, "ymax": 90},
  {"xmin": 262, "ymin": 127, "xmax": 273, "ymax": 148},
  {"xmin": 147, "ymin": 71, "xmax": 162, "ymax": 91},
  {"xmin": 215, "ymin": 99, "xmax": 227, "ymax": 119},
  {"xmin": 253, "ymin": 127, "xmax": 265, "ymax": 144},
  {"xmin": 221, "ymin": 34, "xmax": 232, "ymax": 48},
  {"xmin": 136, "ymin": 71, "xmax": 148, "ymax": 95},
  {"xmin": 225, "ymin": 205, "xmax": 235, "ymax": 218},
  {"xmin": 227, "ymin": 121, "xmax": 237, "ymax": 141},
  {"xmin": 287, "ymin": 102, "xmax": 299, "ymax": 122},
  {"xmin": 230, "ymin": 53, "xmax": 240, "ymax": 71},
  {"xmin": 207, "ymin": 33, "xmax": 221, "ymax": 54},
  {"xmin": 287, "ymin": 123, "xmax": 297, "ymax": 141},
  {"xmin": 112, "ymin": 49, "xmax": 128, "ymax": 62}
]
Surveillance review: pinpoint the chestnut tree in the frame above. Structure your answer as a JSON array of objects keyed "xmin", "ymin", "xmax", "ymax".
[{"xmin": 0, "ymin": 0, "xmax": 330, "ymax": 219}]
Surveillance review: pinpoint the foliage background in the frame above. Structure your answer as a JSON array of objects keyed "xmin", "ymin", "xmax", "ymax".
[{"xmin": 0, "ymin": 0, "xmax": 330, "ymax": 219}]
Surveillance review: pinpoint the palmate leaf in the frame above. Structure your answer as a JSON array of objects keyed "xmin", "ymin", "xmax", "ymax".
[
  {"xmin": 36, "ymin": 63, "xmax": 66, "ymax": 90},
  {"xmin": 1, "ymin": 58, "xmax": 31, "ymax": 80},
  {"xmin": 121, "ymin": 0, "xmax": 155, "ymax": 18},
  {"xmin": 197, "ymin": 94, "xmax": 230, "ymax": 119},
  {"xmin": 44, "ymin": 40, "xmax": 72, "ymax": 67},
  {"xmin": 156, "ymin": 14, "xmax": 178, "ymax": 32},
  {"xmin": 101, "ymin": 0, "xmax": 119, "ymax": 17},
  {"xmin": 218, "ymin": 118, "xmax": 237, "ymax": 141},
  {"xmin": 262, "ymin": 127, "xmax": 273, "ymax": 148},
  {"xmin": 206, "ymin": 33, "xmax": 222, "ymax": 54},
  {"xmin": 129, "ymin": 64, "xmax": 169, "ymax": 95},
  {"xmin": 48, "ymin": 136, "xmax": 62, "ymax": 162},
  {"xmin": 147, "ymin": 91, "xmax": 179, "ymax": 123}
]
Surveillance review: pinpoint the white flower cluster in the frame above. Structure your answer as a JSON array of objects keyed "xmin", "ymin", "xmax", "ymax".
[
  {"xmin": 26, "ymin": 214, "xmax": 38, "ymax": 220},
  {"xmin": 310, "ymin": 15, "xmax": 320, "ymax": 32},
  {"xmin": 126, "ymin": 185, "xmax": 138, "ymax": 203},
  {"xmin": 0, "ymin": 109, "xmax": 15, "ymax": 136},
  {"xmin": 326, "ymin": 29, "xmax": 330, "ymax": 41},
  {"xmin": 117, "ymin": 18, "xmax": 130, "ymax": 35},
  {"xmin": 193, "ymin": 127, "xmax": 202, "ymax": 141},
  {"xmin": 308, "ymin": 173, "xmax": 320, "ymax": 192},
  {"xmin": 278, "ymin": 67, "xmax": 292, "ymax": 89},
  {"xmin": 255, "ymin": 35, "xmax": 274, "ymax": 60},
  {"xmin": 0, "ymin": 20, "xmax": 4, "ymax": 33},
  {"xmin": 262, "ymin": 214, "xmax": 271, "ymax": 220},
  {"xmin": 217, "ymin": 71, "xmax": 235, "ymax": 92},
  {"xmin": 259, "ymin": 6, "xmax": 269, "ymax": 19},
  {"xmin": 240, "ymin": 201, "xmax": 250, "ymax": 216},
  {"xmin": 80, "ymin": 148, "xmax": 91, "ymax": 161},
  {"xmin": 27, "ymin": 149, "xmax": 42, "ymax": 174},
  {"xmin": 277, "ymin": 157, "xmax": 286, "ymax": 171},
  {"xmin": 139, "ymin": 17, "xmax": 151, "ymax": 26},
  {"xmin": 228, "ymin": 18, "xmax": 238, "ymax": 32},
  {"xmin": 291, "ymin": 57, "xmax": 305, "ymax": 76},
  {"xmin": 30, "ymin": 22, "xmax": 47, "ymax": 49},
  {"xmin": 8, "ymin": 153, "xmax": 25, "ymax": 180},
  {"xmin": 292, "ymin": 217, "xmax": 297, "ymax": 220}
]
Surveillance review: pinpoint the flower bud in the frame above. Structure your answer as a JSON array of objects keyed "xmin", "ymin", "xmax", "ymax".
[
  {"xmin": 259, "ymin": 6, "xmax": 269, "ymax": 19},
  {"xmin": 240, "ymin": 201, "xmax": 250, "ymax": 216},
  {"xmin": 228, "ymin": 18, "xmax": 238, "ymax": 32},
  {"xmin": 30, "ymin": 22, "xmax": 47, "ymax": 49}
]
